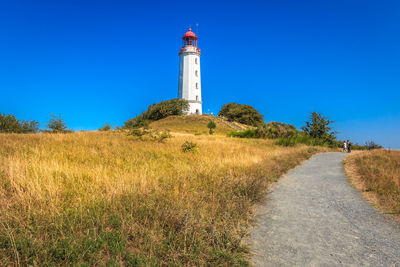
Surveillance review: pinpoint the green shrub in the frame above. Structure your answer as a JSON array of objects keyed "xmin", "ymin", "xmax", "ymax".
[
  {"xmin": 257, "ymin": 121, "xmax": 298, "ymax": 139},
  {"xmin": 124, "ymin": 99, "xmax": 189, "ymax": 128},
  {"xmin": 181, "ymin": 141, "xmax": 198, "ymax": 153},
  {"xmin": 43, "ymin": 114, "xmax": 72, "ymax": 133},
  {"xmin": 207, "ymin": 120, "xmax": 216, "ymax": 135},
  {"xmin": 0, "ymin": 113, "xmax": 40, "ymax": 133},
  {"xmin": 218, "ymin": 103, "xmax": 264, "ymax": 126},
  {"xmin": 98, "ymin": 122, "xmax": 112, "ymax": 131},
  {"xmin": 228, "ymin": 123, "xmax": 298, "ymax": 139}
]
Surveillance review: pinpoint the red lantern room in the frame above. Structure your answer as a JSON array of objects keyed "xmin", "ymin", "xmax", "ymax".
[
  {"xmin": 182, "ymin": 28, "xmax": 198, "ymax": 47},
  {"xmin": 180, "ymin": 28, "xmax": 201, "ymax": 55}
]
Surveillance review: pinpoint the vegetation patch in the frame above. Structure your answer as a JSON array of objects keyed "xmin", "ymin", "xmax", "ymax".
[
  {"xmin": 124, "ymin": 98, "xmax": 189, "ymax": 128},
  {"xmin": 98, "ymin": 122, "xmax": 112, "ymax": 131},
  {"xmin": 228, "ymin": 112, "xmax": 350, "ymax": 149},
  {"xmin": 42, "ymin": 114, "xmax": 73, "ymax": 133},
  {"xmin": 0, "ymin": 113, "xmax": 39, "ymax": 133},
  {"xmin": 181, "ymin": 141, "xmax": 199, "ymax": 152},
  {"xmin": 218, "ymin": 103, "xmax": 264, "ymax": 126},
  {"xmin": 207, "ymin": 120, "xmax": 216, "ymax": 135},
  {"xmin": 260, "ymin": 121, "xmax": 298, "ymax": 139},
  {"xmin": 228, "ymin": 122, "xmax": 298, "ymax": 140},
  {"xmin": 344, "ymin": 150, "xmax": 400, "ymax": 221}
]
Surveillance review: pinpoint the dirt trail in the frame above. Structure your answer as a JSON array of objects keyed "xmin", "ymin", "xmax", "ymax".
[{"xmin": 250, "ymin": 152, "xmax": 400, "ymax": 266}]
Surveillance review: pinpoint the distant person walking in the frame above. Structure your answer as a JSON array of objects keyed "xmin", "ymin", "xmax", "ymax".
[
  {"xmin": 347, "ymin": 140, "xmax": 352, "ymax": 153},
  {"xmin": 343, "ymin": 140, "xmax": 347, "ymax": 153}
]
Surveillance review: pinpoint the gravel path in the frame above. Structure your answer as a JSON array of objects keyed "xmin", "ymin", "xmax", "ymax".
[{"xmin": 250, "ymin": 152, "xmax": 400, "ymax": 266}]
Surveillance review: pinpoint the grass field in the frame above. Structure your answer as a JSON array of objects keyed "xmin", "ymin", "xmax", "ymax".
[
  {"xmin": 0, "ymin": 129, "xmax": 326, "ymax": 265},
  {"xmin": 344, "ymin": 150, "xmax": 400, "ymax": 220}
]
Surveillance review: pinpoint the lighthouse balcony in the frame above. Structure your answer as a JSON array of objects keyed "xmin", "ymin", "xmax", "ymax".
[{"xmin": 179, "ymin": 46, "xmax": 201, "ymax": 55}]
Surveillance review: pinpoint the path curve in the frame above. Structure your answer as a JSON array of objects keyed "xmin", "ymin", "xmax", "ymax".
[{"xmin": 250, "ymin": 152, "xmax": 400, "ymax": 266}]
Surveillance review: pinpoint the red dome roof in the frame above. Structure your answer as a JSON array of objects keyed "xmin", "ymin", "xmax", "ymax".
[{"xmin": 183, "ymin": 28, "xmax": 197, "ymax": 39}]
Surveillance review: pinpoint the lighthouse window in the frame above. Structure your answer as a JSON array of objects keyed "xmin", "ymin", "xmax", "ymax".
[
  {"xmin": 195, "ymin": 83, "xmax": 198, "ymax": 89},
  {"xmin": 195, "ymin": 70, "xmax": 198, "ymax": 77},
  {"xmin": 195, "ymin": 58, "xmax": 198, "ymax": 64},
  {"xmin": 196, "ymin": 95, "xmax": 199, "ymax": 101}
]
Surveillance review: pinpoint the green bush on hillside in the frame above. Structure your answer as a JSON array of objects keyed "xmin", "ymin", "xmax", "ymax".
[
  {"xmin": 181, "ymin": 141, "xmax": 198, "ymax": 152},
  {"xmin": 218, "ymin": 103, "xmax": 264, "ymax": 127},
  {"xmin": 257, "ymin": 121, "xmax": 298, "ymax": 139},
  {"xmin": 124, "ymin": 99, "xmax": 189, "ymax": 128},
  {"xmin": 227, "ymin": 122, "xmax": 297, "ymax": 139},
  {"xmin": 0, "ymin": 113, "xmax": 40, "ymax": 133},
  {"xmin": 207, "ymin": 120, "xmax": 216, "ymax": 135},
  {"xmin": 42, "ymin": 114, "xmax": 73, "ymax": 133},
  {"xmin": 98, "ymin": 122, "xmax": 112, "ymax": 131}
]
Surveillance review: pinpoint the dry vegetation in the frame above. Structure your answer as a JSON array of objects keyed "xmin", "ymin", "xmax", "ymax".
[
  {"xmin": 0, "ymin": 130, "xmax": 326, "ymax": 265},
  {"xmin": 150, "ymin": 115, "xmax": 241, "ymax": 135},
  {"xmin": 344, "ymin": 150, "xmax": 400, "ymax": 221}
]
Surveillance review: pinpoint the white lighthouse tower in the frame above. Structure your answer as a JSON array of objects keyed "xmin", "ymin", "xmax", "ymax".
[{"xmin": 178, "ymin": 28, "xmax": 202, "ymax": 115}]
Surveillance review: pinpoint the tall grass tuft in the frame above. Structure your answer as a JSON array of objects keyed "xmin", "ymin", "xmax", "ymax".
[{"xmin": 344, "ymin": 149, "xmax": 400, "ymax": 217}]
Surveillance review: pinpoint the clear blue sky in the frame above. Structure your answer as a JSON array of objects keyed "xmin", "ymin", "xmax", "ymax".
[{"xmin": 1, "ymin": 0, "xmax": 399, "ymax": 148}]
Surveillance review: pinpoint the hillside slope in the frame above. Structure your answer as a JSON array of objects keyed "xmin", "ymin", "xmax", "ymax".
[{"xmin": 150, "ymin": 115, "xmax": 247, "ymax": 135}]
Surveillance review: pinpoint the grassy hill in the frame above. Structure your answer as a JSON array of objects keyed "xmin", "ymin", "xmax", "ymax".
[
  {"xmin": 149, "ymin": 115, "xmax": 247, "ymax": 135},
  {"xmin": 0, "ymin": 126, "xmax": 328, "ymax": 265}
]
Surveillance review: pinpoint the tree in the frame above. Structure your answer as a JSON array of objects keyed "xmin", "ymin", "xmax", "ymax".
[
  {"xmin": 124, "ymin": 98, "xmax": 189, "ymax": 128},
  {"xmin": 45, "ymin": 114, "xmax": 70, "ymax": 133},
  {"xmin": 0, "ymin": 113, "xmax": 39, "ymax": 133},
  {"xmin": 218, "ymin": 103, "xmax": 264, "ymax": 126},
  {"xmin": 301, "ymin": 112, "xmax": 336, "ymax": 144},
  {"xmin": 207, "ymin": 120, "xmax": 216, "ymax": 135}
]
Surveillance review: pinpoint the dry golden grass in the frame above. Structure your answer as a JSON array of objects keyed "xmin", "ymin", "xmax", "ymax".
[
  {"xmin": 344, "ymin": 149, "xmax": 400, "ymax": 221},
  {"xmin": 0, "ymin": 131, "xmax": 326, "ymax": 265},
  {"xmin": 150, "ymin": 114, "xmax": 240, "ymax": 135}
]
